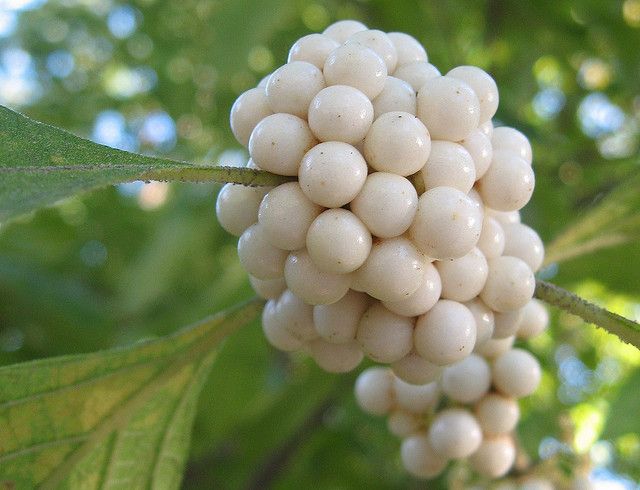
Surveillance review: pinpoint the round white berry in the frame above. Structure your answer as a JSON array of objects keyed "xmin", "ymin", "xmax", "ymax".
[
  {"xmin": 442, "ymin": 354, "xmax": 491, "ymax": 403},
  {"xmin": 364, "ymin": 111, "xmax": 431, "ymax": 176},
  {"xmin": 469, "ymin": 436, "xmax": 516, "ymax": 478},
  {"xmin": 262, "ymin": 299, "xmax": 304, "ymax": 352},
  {"xmin": 401, "ymin": 434, "xmax": 448, "ymax": 479},
  {"xmin": 324, "ymin": 43, "xmax": 387, "ymax": 99},
  {"xmin": 249, "ymin": 113, "xmax": 316, "ymax": 176},
  {"xmin": 216, "ymin": 183, "xmax": 268, "ymax": 237},
  {"xmin": 230, "ymin": 87, "xmax": 273, "ymax": 147},
  {"xmin": 428, "ymin": 409, "xmax": 482, "ymax": 459},
  {"xmin": 394, "ymin": 61, "xmax": 441, "ymax": 91},
  {"xmin": 322, "ymin": 19, "xmax": 368, "ymax": 43},
  {"xmin": 388, "ymin": 410, "xmax": 423, "ymax": 438},
  {"xmin": 464, "ymin": 298, "xmax": 495, "ymax": 347},
  {"xmin": 299, "ymin": 141, "xmax": 368, "ymax": 208},
  {"xmin": 480, "ymin": 256, "xmax": 535, "ymax": 312},
  {"xmin": 474, "ymin": 335, "xmax": 514, "ymax": 358},
  {"xmin": 277, "ymin": 289, "xmax": 319, "ymax": 342},
  {"xmin": 409, "ymin": 186, "xmax": 483, "ymax": 260},
  {"xmin": 347, "ymin": 29, "xmax": 398, "ymax": 72},
  {"xmin": 354, "ymin": 366, "xmax": 394, "ymax": 416},
  {"xmin": 356, "ymin": 303, "xmax": 414, "ymax": 363},
  {"xmin": 383, "ymin": 262, "xmax": 441, "ymax": 317},
  {"xmin": 493, "ymin": 308, "xmax": 525, "ymax": 338},
  {"xmin": 478, "ymin": 150, "xmax": 535, "ymax": 211},
  {"xmin": 447, "ymin": 66, "xmax": 499, "ymax": 123},
  {"xmin": 477, "ymin": 216, "xmax": 506, "ymax": 259},
  {"xmin": 394, "ymin": 378, "xmax": 440, "ymax": 413},
  {"xmin": 308, "ymin": 85, "xmax": 374, "ymax": 144},
  {"xmin": 493, "ymin": 348, "xmax": 542, "ymax": 398},
  {"xmin": 502, "ymin": 222, "xmax": 545, "ymax": 272},
  {"xmin": 517, "ymin": 299, "xmax": 549, "ymax": 339},
  {"xmin": 238, "ymin": 223, "xmax": 287, "ymax": 279},
  {"xmin": 420, "ymin": 141, "xmax": 476, "ymax": 193},
  {"xmin": 475, "ymin": 393, "xmax": 520, "ymax": 435},
  {"xmin": 388, "ymin": 32, "xmax": 428, "ymax": 65},
  {"xmin": 288, "ymin": 33, "xmax": 340, "ymax": 69},
  {"xmin": 436, "ymin": 247, "xmax": 488, "ymax": 302},
  {"xmin": 314, "ymin": 289, "xmax": 369, "ymax": 343},
  {"xmin": 417, "ymin": 75, "xmax": 480, "ymax": 141},
  {"xmin": 350, "ymin": 172, "xmax": 418, "ymax": 238},
  {"xmin": 258, "ymin": 182, "xmax": 323, "ymax": 250},
  {"xmin": 392, "ymin": 351, "xmax": 443, "ymax": 385},
  {"xmin": 308, "ymin": 338, "xmax": 363, "ymax": 373},
  {"xmin": 249, "ymin": 275, "xmax": 286, "ymax": 300},
  {"xmin": 414, "ymin": 300, "xmax": 477, "ymax": 366},
  {"xmin": 353, "ymin": 237, "xmax": 426, "ymax": 303},
  {"xmin": 265, "ymin": 61, "xmax": 325, "ymax": 118},
  {"xmin": 372, "ymin": 76, "xmax": 417, "ymax": 118},
  {"xmin": 284, "ymin": 249, "xmax": 350, "ymax": 305},
  {"xmin": 306, "ymin": 209, "xmax": 372, "ymax": 274},
  {"xmin": 492, "ymin": 126, "xmax": 532, "ymax": 164},
  {"xmin": 460, "ymin": 128, "xmax": 493, "ymax": 179}
]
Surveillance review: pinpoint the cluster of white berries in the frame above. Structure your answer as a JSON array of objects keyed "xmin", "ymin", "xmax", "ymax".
[
  {"xmin": 216, "ymin": 19, "xmax": 549, "ymax": 480},
  {"xmin": 355, "ymin": 341, "xmax": 543, "ymax": 480}
]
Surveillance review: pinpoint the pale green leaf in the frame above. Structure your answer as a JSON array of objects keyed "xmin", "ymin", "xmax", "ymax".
[
  {"xmin": 0, "ymin": 299, "xmax": 262, "ymax": 489},
  {"xmin": 0, "ymin": 105, "xmax": 288, "ymax": 223},
  {"xmin": 544, "ymin": 171, "xmax": 640, "ymax": 265}
]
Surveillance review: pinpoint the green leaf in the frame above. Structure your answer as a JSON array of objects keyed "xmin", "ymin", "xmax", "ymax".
[
  {"xmin": 0, "ymin": 105, "xmax": 289, "ymax": 223},
  {"xmin": 602, "ymin": 368, "xmax": 640, "ymax": 440},
  {"xmin": 0, "ymin": 299, "xmax": 262, "ymax": 489},
  {"xmin": 544, "ymin": 171, "xmax": 640, "ymax": 266}
]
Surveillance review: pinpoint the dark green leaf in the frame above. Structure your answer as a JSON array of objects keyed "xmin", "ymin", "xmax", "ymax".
[{"xmin": 0, "ymin": 105, "xmax": 288, "ymax": 223}]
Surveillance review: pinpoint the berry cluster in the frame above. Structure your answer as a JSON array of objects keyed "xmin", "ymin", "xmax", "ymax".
[{"xmin": 216, "ymin": 19, "xmax": 549, "ymax": 480}]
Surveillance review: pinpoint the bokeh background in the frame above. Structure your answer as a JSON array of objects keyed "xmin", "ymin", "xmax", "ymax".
[{"xmin": 0, "ymin": 0, "xmax": 639, "ymax": 488}]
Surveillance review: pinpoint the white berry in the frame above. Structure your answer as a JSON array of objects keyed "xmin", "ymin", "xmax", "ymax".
[
  {"xmin": 258, "ymin": 182, "xmax": 323, "ymax": 250},
  {"xmin": 249, "ymin": 113, "xmax": 316, "ymax": 176},
  {"xmin": 364, "ymin": 111, "xmax": 431, "ymax": 176},
  {"xmin": 414, "ymin": 299, "xmax": 477, "ymax": 366},
  {"xmin": 308, "ymin": 85, "xmax": 374, "ymax": 144},
  {"xmin": 417, "ymin": 75, "xmax": 480, "ymax": 141},
  {"xmin": 324, "ymin": 43, "xmax": 387, "ymax": 99},
  {"xmin": 265, "ymin": 61, "xmax": 325, "ymax": 118},
  {"xmin": 230, "ymin": 87, "xmax": 273, "ymax": 147},
  {"xmin": 284, "ymin": 249, "xmax": 351, "ymax": 305},
  {"xmin": 306, "ymin": 209, "xmax": 372, "ymax": 274},
  {"xmin": 492, "ymin": 348, "xmax": 542, "ymax": 398},
  {"xmin": 299, "ymin": 141, "xmax": 368, "ymax": 208},
  {"xmin": 356, "ymin": 303, "xmax": 414, "ymax": 363},
  {"xmin": 441, "ymin": 354, "xmax": 491, "ymax": 403},
  {"xmin": 353, "ymin": 237, "xmax": 426, "ymax": 303},
  {"xmin": 428, "ymin": 408, "xmax": 482, "ymax": 459},
  {"xmin": 350, "ymin": 172, "xmax": 418, "ymax": 238},
  {"xmin": 480, "ymin": 256, "xmax": 535, "ymax": 312},
  {"xmin": 354, "ymin": 366, "xmax": 394, "ymax": 415},
  {"xmin": 410, "ymin": 186, "xmax": 483, "ymax": 260}
]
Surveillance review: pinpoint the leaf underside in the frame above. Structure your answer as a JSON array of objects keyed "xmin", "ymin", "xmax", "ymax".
[{"xmin": 0, "ymin": 300, "xmax": 262, "ymax": 489}]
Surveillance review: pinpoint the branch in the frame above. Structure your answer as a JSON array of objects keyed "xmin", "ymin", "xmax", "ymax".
[
  {"xmin": 143, "ymin": 166, "xmax": 293, "ymax": 187},
  {"xmin": 535, "ymin": 280, "xmax": 640, "ymax": 349}
]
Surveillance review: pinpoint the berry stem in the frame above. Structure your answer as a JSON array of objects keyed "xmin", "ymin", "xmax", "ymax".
[
  {"xmin": 535, "ymin": 280, "xmax": 640, "ymax": 348},
  {"xmin": 142, "ymin": 166, "xmax": 294, "ymax": 187}
]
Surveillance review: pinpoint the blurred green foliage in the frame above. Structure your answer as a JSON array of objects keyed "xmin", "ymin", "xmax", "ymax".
[{"xmin": 0, "ymin": 0, "xmax": 639, "ymax": 488}]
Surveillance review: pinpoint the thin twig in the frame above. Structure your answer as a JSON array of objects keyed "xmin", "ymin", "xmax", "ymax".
[{"xmin": 534, "ymin": 280, "xmax": 640, "ymax": 349}]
